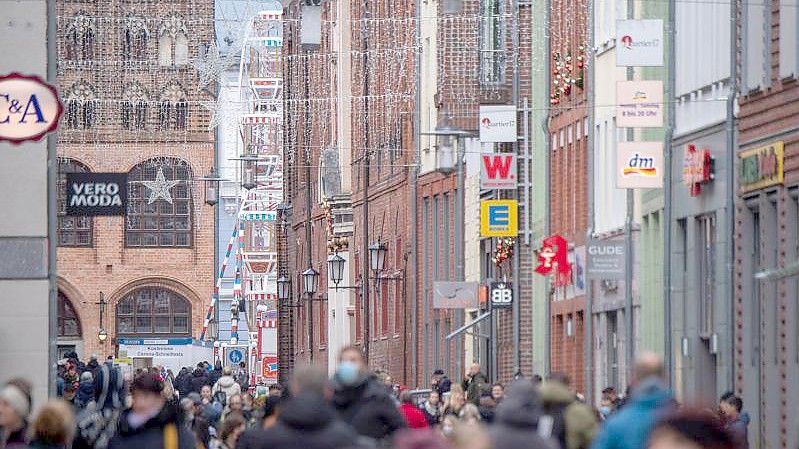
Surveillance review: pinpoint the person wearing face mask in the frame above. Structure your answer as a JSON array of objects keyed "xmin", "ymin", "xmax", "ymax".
[{"xmin": 331, "ymin": 346, "xmax": 407, "ymax": 441}]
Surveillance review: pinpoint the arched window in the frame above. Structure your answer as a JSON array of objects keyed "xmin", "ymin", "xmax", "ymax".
[
  {"xmin": 58, "ymin": 291, "xmax": 82, "ymax": 338},
  {"xmin": 65, "ymin": 81, "xmax": 97, "ymax": 129},
  {"xmin": 123, "ymin": 16, "xmax": 149, "ymax": 61},
  {"xmin": 116, "ymin": 287, "xmax": 191, "ymax": 336},
  {"xmin": 121, "ymin": 82, "xmax": 148, "ymax": 130},
  {"xmin": 158, "ymin": 83, "xmax": 188, "ymax": 130},
  {"xmin": 57, "ymin": 159, "xmax": 93, "ymax": 247},
  {"xmin": 66, "ymin": 14, "xmax": 95, "ymax": 61},
  {"xmin": 127, "ymin": 158, "xmax": 193, "ymax": 247},
  {"xmin": 158, "ymin": 15, "xmax": 188, "ymax": 67}
]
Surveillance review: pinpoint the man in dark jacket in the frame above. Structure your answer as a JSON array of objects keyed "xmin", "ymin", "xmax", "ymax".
[
  {"xmin": 462, "ymin": 363, "xmax": 488, "ymax": 405},
  {"xmin": 109, "ymin": 372, "xmax": 195, "ymax": 449},
  {"xmin": 208, "ymin": 361, "xmax": 223, "ymax": 387},
  {"xmin": 488, "ymin": 380, "xmax": 558, "ymax": 449},
  {"xmin": 720, "ymin": 394, "xmax": 748, "ymax": 449},
  {"xmin": 190, "ymin": 365, "xmax": 211, "ymax": 394},
  {"xmin": 331, "ymin": 346, "xmax": 406, "ymax": 441},
  {"xmin": 430, "ymin": 370, "xmax": 451, "ymax": 397},
  {"xmin": 175, "ymin": 368, "xmax": 192, "ymax": 399}
]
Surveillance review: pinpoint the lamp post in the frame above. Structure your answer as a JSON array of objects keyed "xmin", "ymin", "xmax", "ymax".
[
  {"xmin": 302, "ymin": 267, "xmax": 319, "ymax": 362},
  {"xmin": 328, "ymin": 253, "xmax": 346, "ymax": 289},
  {"xmin": 95, "ymin": 292, "xmax": 108, "ymax": 345},
  {"xmin": 277, "ymin": 275, "xmax": 291, "ymax": 302},
  {"xmin": 229, "ymin": 155, "xmax": 261, "ymax": 190},
  {"xmin": 196, "ymin": 168, "xmax": 227, "ymax": 206},
  {"xmin": 421, "ymin": 112, "xmax": 473, "ymax": 382}
]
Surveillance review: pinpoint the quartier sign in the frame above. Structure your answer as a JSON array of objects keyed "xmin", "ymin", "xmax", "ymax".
[
  {"xmin": 740, "ymin": 141, "xmax": 784, "ymax": 193},
  {"xmin": 0, "ymin": 73, "xmax": 63, "ymax": 144}
]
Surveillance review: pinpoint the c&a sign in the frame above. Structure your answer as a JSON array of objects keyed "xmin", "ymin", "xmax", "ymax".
[
  {"xmin": 480, "ymin": 153, "xmax": 517, "ymax": 190},
  {"xmin": 739, "ymin": 141, "xmax": 784, "ymax": 193},
  {"xmin": 480, "ymin": 200, "xmax": 518, "ymax": 237},
  {"xmin": 0, "ymin": 73, "xmax": 63, "ymax": 144}
]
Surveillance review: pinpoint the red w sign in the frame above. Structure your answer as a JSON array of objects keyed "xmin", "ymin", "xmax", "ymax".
[{"xmin": 480, "ymin": 153, "xmax": 517, "ymax": 190}]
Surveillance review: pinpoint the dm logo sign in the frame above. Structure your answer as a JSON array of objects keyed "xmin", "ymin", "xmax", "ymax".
[
  {"xmin": 0, "ymin": 73, "xmax": 64, "ymax": 144},
  {"xmin": 66, "ymin": 173, "xmax": 128, "ymax": 216},
  {"xmin": 480, "ymin": 200, "xmax": 518, "ymax": 237},
  {"xmin": 616, "ymin": 141, "xmax": 663, "ymax": 189}
]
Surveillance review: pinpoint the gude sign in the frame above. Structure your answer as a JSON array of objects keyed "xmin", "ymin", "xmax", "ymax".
[{"xmin": 0, "ymin": 73, "xmax": 63, "ymax": 145}]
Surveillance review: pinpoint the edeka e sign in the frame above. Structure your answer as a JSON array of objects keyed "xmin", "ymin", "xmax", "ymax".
[
  {"xmin": 66, "ymin": 173, "xmax": 128, "ymax": 216},
  {"xmin": 480, "ymin": 200, "xmax": 518, "ymax": 237},
  {"xmin": 480, "ymin": 153, "xmax": 517, "ymax": 190},
  {"xmin": 616, "ymin": 141, "xmax": 663, "ymax": 189},
  {"xmin": 616, "ymin": 20, "xmax": 664, "ymax": 67},
  {"xmin": 739, "ymin": 141, "xmax": 784, "ymax": 193},
  {"xmin": 0, "ymin": 73, "xmax": 64, "ymax": 144},
  {"xmin": 479, "ymin": 105, "xmax": 517, "ymax": 143}
]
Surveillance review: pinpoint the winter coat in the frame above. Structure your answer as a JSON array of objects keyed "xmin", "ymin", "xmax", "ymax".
[
  {"xmin": 399, "ymin": 404, "xmax": 429, "ymax": 429},
  {"xmin": 0, "ymin": 424, "xmax": 29, "ymax": 449},
  {"xmin": 332, "ymin": 377, "xmax": 407, "ymax": 441},
  {"xmin": 462, "ymin": 373, "xmax": 489, "ymax": 405},
  {"xmin": 75, "ymin": 380, "xmax": 95, "ymax": 409},
  {"xmin": 538, "ymin": 381, "xmax": 598, "ymax": 449},
  {"xmin": 175, "ymin": 369, "xmax": 192, "ymax": 398},
  {"xmin": 109, "ymin": 404, "xmax": 196, "ymax": 449},
  {"xmin": 421, "ymin": 401, "xmax": 444, "ymax": 427},
  {"xmin": 589, "ymin": 378, "xmax": 674, "ymax": 449},
  {"xmin": 211, "ymin": 376, "xmax": 241, "ymax": 405},
  {"xmin": 190, "ymin": 369, "xmax": 211, "ymax": 394},
  {"xmin": 236, "ymin": 393, "xmax": 362, "ymax": 449},
  {"xmin": 436, "ymin": 377, "xmax": 452, "ymax": 396},
  {"xmin": 208, "ymin": 368, "xmax": 223, "ymax": 388},
  {"xmin": 488, "ymin": 380, "xmax": 558, "ymax": 449},
  {"xmin": 73, "ymin": 364, "xmax": 126, "ymax": 449},
  {"xmin": 725, "ymin": 413, "xmax": 749, "ymax": 449}
]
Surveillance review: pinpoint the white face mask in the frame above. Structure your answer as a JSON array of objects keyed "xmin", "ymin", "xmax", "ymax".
[{"xmin": 442, "ymin": 425, "xmax": 454, "ymax": 436}]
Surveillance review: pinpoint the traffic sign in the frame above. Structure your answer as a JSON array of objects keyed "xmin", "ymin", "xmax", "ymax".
[{"xmin": 228, "ymin": 348, "xmax": 244, "ymax": 364}]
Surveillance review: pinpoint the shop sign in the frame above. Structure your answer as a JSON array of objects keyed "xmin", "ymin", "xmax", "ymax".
[
  {"xmin": 489, "ymin": 282, "xmax": 513, "ymax": 309},
  {"xmin": 616, "ymin": 80, "xmax": 664, "ymax": 128},
  {"xmin": 616, "ymin": 20, "xmax": 664, "ymax": 67},
  {"xmin": 535, "ymin": 234, "xmax": 571, "ymax": 285},
  {"xmin": 586, "ymin": 239, "xmax": 626, "ymax": 280},
  {"xmin": 262, "ymin": 355, "xmax": 279, "ymax": 380},
  {"xmin": 433, "ymin": 281, "xmax": 479, "ymax": 309},
  {"xmin": 617, "ymin": 141, "xmax": 663, "ymax": 189},
  {"xmin": 479, "ymin": 105, "xmax": 517, "ymax": 143},
  {"xmin": 682, "ymin": 144, "xmax": 715, "ymax": 196},
  {"xmin": 480, "ymin": 200, "xmax": 518, "ymax": 237},
  {"xmin": 480, "ymin": 153, "xmax": 517, "ymax": 189},
  {"xmin": 740, "ymin": 141, "xmax": 784, "ymax": 193},
  {"xmin": 0, "ymin": 72, "xmax": 64, "ymax": 144},
  {"xmin": 66, "ymin": 173, "xmax": 128, "ymax": 216}
]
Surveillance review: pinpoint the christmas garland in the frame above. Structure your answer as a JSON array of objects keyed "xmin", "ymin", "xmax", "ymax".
[
  {"xmin": 492, "ymin": 237, "xmax": 515, "ymax": 267},
  {"xmin": 550, "ymin": 45, "xmax": 586, "ymax": 106}
]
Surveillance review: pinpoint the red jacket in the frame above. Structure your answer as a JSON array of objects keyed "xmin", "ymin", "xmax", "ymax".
[{"xmin": 400, "ymin": 403, "xmax": 429, "ymax": 429}]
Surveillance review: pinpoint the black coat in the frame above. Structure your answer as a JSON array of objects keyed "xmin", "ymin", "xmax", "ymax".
[
  {"xmin": 208, "ymin": 369, "xmax": 223, "ymax": 387},
  {"xmin": 190, "ymin": 369, "xmax": 211, "ymax": 394},
  {"xmin": 332, "ymin": 378, "xmax": 406, "ymax": 441},
  {"xmin": 236, "ymin": 394, "xmax": 361, "ymax": 449},
  {"xmin": 488, "ymin": 381, "xmax": 558, "ymax": 449},
  {"xmin": 175, "ymin": 370, "xmax": 192, "ymax": 398},
  {"xmin": 109, "ymin": 404, "xmax": 195, "ymax": 449}
]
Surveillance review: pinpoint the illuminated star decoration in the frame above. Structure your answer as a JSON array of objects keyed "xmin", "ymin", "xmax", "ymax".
[
  {"xmin": 193, "ymin": 35, "xmax": 245, "ymax": 90},
  {"xmin": 142, "ymin": 167, "xmax": 181, "ymax": 204},
  {"xmin": 201, "ymin": 98, "xmax": 246, "ymax": 132}
]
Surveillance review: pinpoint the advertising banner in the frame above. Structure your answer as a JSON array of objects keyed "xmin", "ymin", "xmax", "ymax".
[
  {"xmin": 617, "ymin": 141, "xmax": 663, "ymax": 189},
  {"xmin": 0, "ymin": 72, "xmax": 64, "ymax": 144},
  {"xmin": 616, "ymin": 19, "xmax": 664, "ymax": 67},
  {"xmin": 740, "ymin": 141, "xmax": 784, "ymax": 193},
  {"xmin": 479, "ymin": 105, "xmax": 517, "ymax": 142},
  {"xmin": 616, "ymin": 80, "xmax": 664, "ymax": 128},
  {"xmin": 66, "ymin": 173, "xmax": 128, "ymax": 216},
  {"xmin": 480, "ymin": 200, "xmax": 518, "ymax": 237},
  {"xmin": 586, "ymin": 239, "xmax": 627, "ymax": 279},
  {"xmin": 433, "ymin": 281, "xmax": 479, "ymax": 309},
  {"xmin": 480, "ymin": 153, "xmax": 517, "ymax": 190}
]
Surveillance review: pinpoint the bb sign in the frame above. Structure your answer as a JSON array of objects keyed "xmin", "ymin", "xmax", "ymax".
[
  {"xmin": 66, "ymin": 173, "xmax": 128, "ymax": 216},
  {"xmin": 586, "ymin": 240, "xmax": 627, "ymax": 280},
  {"xmin": 0, "ymin": 73, "xmax": 63, "ymax": 144}
]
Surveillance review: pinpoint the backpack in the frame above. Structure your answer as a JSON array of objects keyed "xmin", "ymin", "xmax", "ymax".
[{"xmin": 538, "ymin": 402, "xmax": 568, "ymax": 449}]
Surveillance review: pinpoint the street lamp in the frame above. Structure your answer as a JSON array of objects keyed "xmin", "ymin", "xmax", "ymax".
[
  {"xmin": 97, "ymin": 329, "xmax": 108, "ymax": 342},
  {"xmin": 276, "ymin": 275, "xmax": 291, "ymax": 301},
  {"xmin": 229, "ymin": 155, "xmax": 261, "ymax": 190},
  {"xmin": 423, "ymin": 112, "xmax": 474, "ymax": 175},
  {"xmin": 328, "ymin": 253, "xmax": 346, "ymax": 288},
  {"xmin": 369, "ymin": 241, "xmax": 387, "ymax": 274},
  {"xmin": 196, "ymin": 167, "xmax": 228, "ymax": 206},
  {"xmin": 302, "ymin": 268, "xmax": 320, "ymax": 296}
]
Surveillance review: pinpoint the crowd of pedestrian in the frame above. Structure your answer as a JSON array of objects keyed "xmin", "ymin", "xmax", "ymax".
[{"xmin": 0, "ymin": 349, "xmax": 752, "ymax": 449}]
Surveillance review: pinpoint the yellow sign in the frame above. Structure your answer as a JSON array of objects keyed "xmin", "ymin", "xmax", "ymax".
[
  {"xmin": 739, "ymin": 141, "xmax": 784, "ymax": 193},
  {"xmin": 480, "ymin": 200, "xmax": 518, "ymax": 237}
]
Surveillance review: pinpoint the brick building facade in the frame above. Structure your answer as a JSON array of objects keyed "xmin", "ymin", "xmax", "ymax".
[{"xmin": 55, "ymin": 0, "xmax": 215, "ymax": 359}]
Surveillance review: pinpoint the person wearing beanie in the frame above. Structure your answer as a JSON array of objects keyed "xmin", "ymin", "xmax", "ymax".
[
  {"xmin": 74, "ymin": 372, "xmax": 95, "ymax": 410},
  {"xmin": 0, "ymin": 379, "xmax": 33, "ymax": 448}
]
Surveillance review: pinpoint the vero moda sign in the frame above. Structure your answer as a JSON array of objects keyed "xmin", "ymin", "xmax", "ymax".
[
  {"xmin": 66, "ymin": 172, "xmax": 128, "ymax": 216},
  {"xmin": 480, "ymin": 153, "xmax": 517, "ymax": 190}
]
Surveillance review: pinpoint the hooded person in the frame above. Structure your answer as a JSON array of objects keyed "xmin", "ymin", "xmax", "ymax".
[
  {"xmin": 74, "ymin": 372, "xmax": 96, "ymax": 410},
  {"xmin": 175, "ymin": 368, "xmax": 192, "ymax": 399},
  {"xmin": 191, "ymin": 365, "xmax": 211, "ymax": 394},
  {"xmin": 331, "ymin": 346, "xmax": 407, "ymax": 441},
  {"xmin": 72, "ymin": 363, "xmax": 127, "ymax": 449},
  {"xmin": 109, "ymin": 372, "xmax": 195, "ymax": 449},
  {"xmin": 86, "ymin": 356, "xmax": 101, "ymax": 379},
  {"xmin": 538, "ymin": 372, "xmax": 598, "ymax": 449},
  {"xmin": 488, "ymin": 380, "xmax": 558, "ymax": 449},
  {"xmin": 212, "ymin": 368, "xmax": 241, "ymax": 406},
  {"xmin": 0, "ymin": 379, "xmax": 33, "ymax": 448}
]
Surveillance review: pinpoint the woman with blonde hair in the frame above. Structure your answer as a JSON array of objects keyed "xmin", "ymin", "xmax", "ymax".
[
  {"xmin": 443, "ymin": 386, "xmax": 466, "ymax": 417},
  {"xmin": 28, "ymin": 400, "xmax": 75, "ymax": 449}
]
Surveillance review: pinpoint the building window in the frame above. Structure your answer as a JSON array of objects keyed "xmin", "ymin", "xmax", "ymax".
[
  {"xmin": 479, "ymin": 0, "xmax": 505, "ymax": 85},
  {"xmin": 158, "ymin": 15, "xmax": 189, "ymax": 66},
  {"xmin": 57, "ymin": 159, "xmax": 93, "ymax": 247},
  {"xmin": 121, "ymin": 82, "xmax": 148, "ymax": 130},
  {"xmin": 65, "ymin": 81, "xmax": 97, "ymax": 129},
  {"xmin": 58, "ymin": 291, "xmax": 82, "ymax": 338},
  {"xmin": 126, "ymin": 158, "xmax": 193, "ymax": 247},
  {"xmin": 742, "ymin": 0, "xmax": 770, "ymax": 91},
  {"xmin": 65, "ymin": 14, "xmax": 95, "ymax": 61},
  {"xmin": 123, "ymin": 16, "xmax": 149, "ymax": 61},
  {"xmin": 698, "ymin": 214, "xmax": 716, "ymax": 336},
  {"xmin": 116, "ymin": 287, "xmax": 191, "ymax": 336},
  {"xmin": 158, "ymin": 83, "xmax": 188, "ymax": 130}
]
